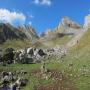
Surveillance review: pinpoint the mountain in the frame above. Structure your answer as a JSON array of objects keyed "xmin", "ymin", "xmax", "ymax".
[
  {"xmin": 53, "ymin": 17, "xmax": 90, "ymax": 90},
  {"xmin": 57, "ymin": 16, "xmax": 81, "ymax": 33},
  {"xmin": 37, "ymin": 17, "xmax": 83, "ymax": 48},
  {"xmin": 0, "ymin": 23, "xmax": 38, "ymax": 44},
  {"xmin": 18, "ymin": 25, "xmax": 38, "ymax": 40},
  {"xmin": 42, "ymin": 17, "xmax": 82, "ymax": 37},
  {"xmin": 0, "ymin": 15, "xmax": 89, "ymax": 49},
  {"xmin": 70, "ymin": 14, "xmax": 90, "ymax": 51}
]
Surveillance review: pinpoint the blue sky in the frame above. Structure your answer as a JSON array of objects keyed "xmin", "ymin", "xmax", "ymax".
[{"xmin": 0, "ymin": 0, "xmax": 90, "ymax": 34}]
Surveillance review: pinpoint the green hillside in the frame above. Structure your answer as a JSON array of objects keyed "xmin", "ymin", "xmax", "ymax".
[
  {"xmin": 44, "ymin": 35, "xmax": 71, "ymax": 48},
  {"xmin": 36, "ymin": 32, "xmax": 71, "ymax": 48},
  {"xmin": 68, "ymin": 29, "xmax": 90, "ymax": 61},
  {"xmin": 0, "ymin": 29, "xmax": 90, "ymax": 90},
  {"xmin": 62, "ymin": 29, "xmax": 90, "ymax": 90},
  {"xmin": 0, "ymin": 39, "xmax": 32, "ymax": 50}
]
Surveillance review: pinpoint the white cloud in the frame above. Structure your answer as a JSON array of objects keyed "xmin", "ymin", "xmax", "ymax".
[
  {"xmin": 0, "ymin": 8, "xmax": 26, "ymax": 25},
  {"xmin": 28, "ymin": 21, "xmax": 32, "ymax": 26},
  {"xmin": 29, "ymin": 14, "xmax": 34, "ymax": 19},
  {"xmin": 33, "ymin": 0, "xmax": 52, "ymax": 6}
]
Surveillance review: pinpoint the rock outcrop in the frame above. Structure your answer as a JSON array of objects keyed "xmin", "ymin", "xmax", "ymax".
[
  {"xmin": 57, "ymin": 17, "xmax": 81, "ymax": 35},
  {"xmin": 84, "ymin": 14, "xmax": 90, "ymax": 28},
  {"xmin": 40, "ymin": 17, "xmax": 82, "ymax": 44},
  {"xmin": 18, "ymin": 25, "xmax": 38, "ymax": 41}
]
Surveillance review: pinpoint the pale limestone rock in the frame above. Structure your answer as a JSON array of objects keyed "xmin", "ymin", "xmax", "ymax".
[
  {"xmin": 84, "ymin": 14, "xmax": 90, "ymax": 28},
  {"xmin": 57, "ymin": 17, "xmax": 81, "ymax": 33}
]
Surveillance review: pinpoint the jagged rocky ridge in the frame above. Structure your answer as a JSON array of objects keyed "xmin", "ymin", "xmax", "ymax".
[
  {"xmin": 40, "ymin": 16, "xmax": 83, "ymax": 46},
  {"xmin": 42, "ymin": 17, "xmax": 82, "ymax": 37},
  {"xmin": 0, "ymin": 23, "xmax": 38, "ymax": 43},
  {"xmin": 0, "ymin": 15, "xmax": 90, "ymax": 48}
]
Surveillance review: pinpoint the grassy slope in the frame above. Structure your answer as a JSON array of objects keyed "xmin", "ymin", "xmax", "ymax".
[
  {"xmin": 44, "ymin": 35, "xmax": 71, "ymax": 48},
  {"xmin": 62, "ymin": 29, "xmax": 90, "ymax": 90},
  {"xmin": 32, "ymin": 36, "xmax": 71, "ymax": 49},
  {"xmin": 32, "ymin": 29, "xmax": 90, "ymax": 90},
  {"xmin": 0, "ymin": 39, "xmax": 32, "ymax": 50},
  {"xmin": 0, "ymin": 64, "xmax": 41, "ymax": 90},
  {"xmin": 71, "ymin": 28, "xmax": 90, "ymax": 53},
  {"xmin": 35, "ymin": 34, "xmax": 71, "ymax": 49},
  {"xmin": 0, "ymin": 30, "xmax": 90, "ymax": 90}
]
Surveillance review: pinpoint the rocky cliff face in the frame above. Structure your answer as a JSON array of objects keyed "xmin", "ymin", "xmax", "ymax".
[
  {"xmin": 84, "ymin": 14, "xmax": 90, "ymax": 28},
  {"xmin": 0, "ymin": 23, "xmax": 38, "ymax": 43},
  {"xmin": 18, "ymin": 25, "xmax": 38, "ymax": 40},
  {"xmin": 41, "ymin": 17, "xmax": 82, "ymax": 40},
  {"xmin": 57, "ymin": 17, "xmax": 82, "ymax": 35}
]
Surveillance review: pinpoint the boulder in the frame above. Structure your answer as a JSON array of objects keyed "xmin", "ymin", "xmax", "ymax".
[{"xmin": 38, "ymin": 49, "xmax": 46, "ymax": 57}]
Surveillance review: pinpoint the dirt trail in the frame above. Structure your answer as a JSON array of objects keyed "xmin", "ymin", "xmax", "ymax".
[{"xmin": 33, "ymin": 70, "xmax": 77, "ymax": 90}]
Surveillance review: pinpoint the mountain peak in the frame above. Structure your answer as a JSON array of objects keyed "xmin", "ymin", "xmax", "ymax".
[{"xmin": 59, "ymin": 17, "xmax": 81, "ymax": 28}]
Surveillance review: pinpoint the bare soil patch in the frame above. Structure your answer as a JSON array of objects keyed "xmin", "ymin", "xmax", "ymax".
[{"xmin": 33, "ymin": 69, "xmax": 77, "ymax": 90}]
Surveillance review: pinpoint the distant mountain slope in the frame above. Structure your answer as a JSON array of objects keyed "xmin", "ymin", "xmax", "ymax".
[
  {"xmin": 67, "ymin": 14, "xmax": 90, "ymax": 50},
  {"xmin": 63, "ymin": 28, "xmax": 90, "ymax": 64},
  {"xmin": 38, "ymin": 17, "xmax": 82, "ymax": 48},
  {"xmin": 0, "ymin": 39, "xmax": 32, "ymax": 50},
  {"xmin": 0, "ymin": 23, "xmax": 25, "ymax": 43},
  {"xmin": 18, "ymin": 25, "xmax": 38, "ymax": 40},
  {"xmin": 0, "ymin": 23, "xmax": 39, "ymax": 49},
  {"xmin": 0, "ymin": 23, "xmax": 38, "ymax": 44},
  {"xmin": 70, "ymin": 28, "xmax": 90, "ymax": 54}
]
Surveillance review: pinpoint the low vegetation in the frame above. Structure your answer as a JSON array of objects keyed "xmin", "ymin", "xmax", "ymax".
[
  {"xmin": 0, "ymin": 39, "xmax": 32, "ymax": 50},
  {"xmin": 0, "ymin": 29, "xmax": 90, "ymax": 90}
]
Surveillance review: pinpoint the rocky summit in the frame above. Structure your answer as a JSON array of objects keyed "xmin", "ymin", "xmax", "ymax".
[{"xmin": 57, "ymin": 17, "xmax": 82, "ymax": 34}]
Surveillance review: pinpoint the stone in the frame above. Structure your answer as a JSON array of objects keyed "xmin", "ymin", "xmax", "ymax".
[
  {"xmin": 57, "ymin": 17, "xmax": 81, "ymax": 33},
  {"xmin": 84, "ymin": 14, "xmax": 90, "ymax": 28}
]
